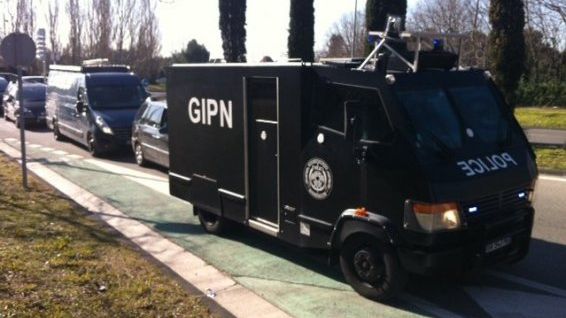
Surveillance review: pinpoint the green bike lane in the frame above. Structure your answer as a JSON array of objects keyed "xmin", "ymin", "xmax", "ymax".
[{"xmin": 2, "ymin": 139, "xmax": 429, "ymax": 318}]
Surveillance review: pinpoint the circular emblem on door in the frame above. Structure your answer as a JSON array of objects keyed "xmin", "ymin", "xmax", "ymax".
[{"xmin": 304, "ymin": 158, "xmax": 333, "ymax": 200}]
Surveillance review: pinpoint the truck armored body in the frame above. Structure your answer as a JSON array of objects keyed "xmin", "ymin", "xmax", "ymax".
[{"xmin": 167, "ymin": 25, "xmax": 538, "ymax": 300}]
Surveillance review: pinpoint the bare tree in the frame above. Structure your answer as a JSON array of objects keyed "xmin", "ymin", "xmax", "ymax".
[
  {"xmin": 409, "ymin": 0, "xmax": 490, "ymax": 68},
  {"xmin": 322, "ymin": 11, "xmax": 367, "ymax": 58},
  {"xmin": 66, "ymin": 0, "xmax": 83, "ymax": 64},
  {"xmin": 112, "ymin": 0, "xmax": 136, "ymax": 63},
  {"xmin": 84, "ymin": 0, "xmax": 112, "ymax": 58},
  {"xmin": 8, "ymin": 0, "xmax": 36, "ymax": 35},
  {"xmin": 47, "ymin": 0, "xmax": 61, "ymax": 63}
]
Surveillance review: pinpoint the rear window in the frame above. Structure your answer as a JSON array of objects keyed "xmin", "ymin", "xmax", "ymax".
[{"xmin": 22, "ymin": 86, "xmax": 46, "ymax": 102}]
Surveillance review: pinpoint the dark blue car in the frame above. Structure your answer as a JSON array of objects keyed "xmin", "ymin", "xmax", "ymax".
[
  {"xmin": 47, "ymin": 64, "xmax": 148, "ymax": 156},
  {"xmin": 3, "ymin": 83, "xmax": 47, "ymax": 128}
]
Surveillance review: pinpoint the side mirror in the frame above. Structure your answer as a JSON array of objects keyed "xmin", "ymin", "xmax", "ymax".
[{"xmin": 75, "ymin": 100, "xmax": 85, "ymax": 114}]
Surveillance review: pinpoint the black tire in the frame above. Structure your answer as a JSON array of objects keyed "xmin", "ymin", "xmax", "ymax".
[
  {"xmin": 134, "ymin": 142, "xmax": 147, "ymax": 166},
  {"xmin": 196, "ymin": 207, "xmax": 225, "ymax": 235},
  {"xmin": 340, "ymin": 235, "xmax": 406, "ymax": 302},
  {"xmin": 53, "ymin": 120, "xmax": 66, "ymax": 141},
  {"xmin": 87, "ymin": 133, "xmax": 102, "ymax": 157}
]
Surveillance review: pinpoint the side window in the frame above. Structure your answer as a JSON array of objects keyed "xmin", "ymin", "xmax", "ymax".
[
  {"xmin": 350, "ymin": 87, "xmax": 393, "ymax": 142},
  {"xmin": 320, "ymin": 84, "xmax": 392, "ymax": 141},
  {"xmin": 319, "ymin": 84, "xmax": 347, "ymax": 133},
  {"xmin": 143, "ymin": 105, "xmax": 164, "ymax": 128}
]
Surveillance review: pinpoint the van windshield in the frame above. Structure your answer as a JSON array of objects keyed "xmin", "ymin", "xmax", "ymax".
[
  {"xmin": 88, "ymin": 85, "xmax": 144, "ymax": 109},
  {"xmin": 396, "ymin": 86, "xmax": 511, "ymax": 158}
]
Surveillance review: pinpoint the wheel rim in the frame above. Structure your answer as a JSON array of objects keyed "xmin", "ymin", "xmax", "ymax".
[
  {"xmin": 353, "ymin": 247, "xmax": 384, "ymax": 284},
  {"xmin": 135, "ymin": 144, "xmax": 143, "ymax": 164},
  {"xmin": 88, "ymin": 135, "xmax": 96, "ymax": 153},
  {"xmin": 201, "ymin": 211, "xmax": 218, "ymax": 226}
]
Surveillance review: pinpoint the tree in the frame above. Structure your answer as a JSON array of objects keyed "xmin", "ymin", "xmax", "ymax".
[
  {"xmin": 288, "ymin": 0, "xmax": 315, "ymax": 62},
  {"xmin": 409, "ymin": 0, "xmax": 490, "ymax": 68},
  {"xmin": 85, "ymin": 0, "xmax": 112, "ymax": 58},
  {"xmin": 112, "ymin": 0, "xmax": 136, "ymax": 64},
  {"xmin": 322, "ymin": 11, "xmax": 366, "ymax": 58},
  {"xmin": 66, "ymin": 0, "xmax": 83, "ymax": 64},
  {"xmin": 489, "ymin": 0, "xmax": 526, "ymax": 108},
  {"xmin": 171, "ymin": 40, "xmax": 210, "ymax": 63},
  {"xmin": 219, "ymin": 0, "xmax": 247, "ymax": 62},
  {"xmin": 47, "ymin": 0, "xmax": 61, "ymax": 63},
  {"xmin": 365, "ymin": 0, "xmax": 407, "ymax": 53}
]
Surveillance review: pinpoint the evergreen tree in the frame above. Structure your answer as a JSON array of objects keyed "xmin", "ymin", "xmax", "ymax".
[
  {"xmin": 489, "ymin": 0, "xmax": 526, "ymax": 108},
  {"xmin": 171, "ymin": 40, "xmax": 210, "ymax": 63},
  {"xmin": 365, "ymin": 0, "xmax": 407, "ymax": 54},
  {"xmin": 288, "ymin": 0, "xmax": 315, "ymax": 62},
  {"xmin": 219, "ymin": 0, "xmax": 247, "ymax": 62}
]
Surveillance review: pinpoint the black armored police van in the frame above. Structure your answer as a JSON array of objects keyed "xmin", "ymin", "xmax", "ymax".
[{"xmin": 166, "ymin": 19, "xmax": 538, "ymax": 301}]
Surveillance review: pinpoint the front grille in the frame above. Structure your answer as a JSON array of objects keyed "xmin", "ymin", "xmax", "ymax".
[
  {"xmin": 113, "ymin": 128, "xmax": 131, "ymax": 141},
  {"xmin": 461, "ymin": 186, "xmax": 531, "ymax": 218}
]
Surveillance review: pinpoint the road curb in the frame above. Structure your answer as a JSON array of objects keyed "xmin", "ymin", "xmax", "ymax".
[{"xmin": 0, "ymin": 141, "xmax": 291, "ymax": 318}]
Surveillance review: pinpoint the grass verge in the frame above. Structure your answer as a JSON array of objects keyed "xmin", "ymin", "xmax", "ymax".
[
  {"xmin": 534, "ymin": 147, "xmax": 566, "ymax": 172},
  {"xmin": 515, "ymin": 107, "xmax": 566, "ymax": 130},
  {"xmin": 0, "ymin": 154, "xmax": 212, "ymax": 317}
]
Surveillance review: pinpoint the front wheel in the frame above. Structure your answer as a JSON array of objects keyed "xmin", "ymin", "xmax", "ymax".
[
  {"xmin": 87, "ymin": 133, "xmax": 102, "ymax": 157},
  {"xmin": 134, "ymin": 142, "xmax": 146, "ymax": 166},
  {"xmin": 340, "ymin": 236, "xmax": 406, "ymax": 302},
  {"xmin": 53, "ymin": 120, "xmax": 66, "ymax": 141},
  {"xmin": 196, "ymin": 207, "xmax": 226, "ymax": 235}
]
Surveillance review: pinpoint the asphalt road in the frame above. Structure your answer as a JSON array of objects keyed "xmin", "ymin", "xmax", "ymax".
[{"xmin": 1, "ymin": 119, "xmax": 566, "ymax": 317}]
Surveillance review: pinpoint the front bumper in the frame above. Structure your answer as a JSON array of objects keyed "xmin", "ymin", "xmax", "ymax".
[
  {"xmin": 93, "ymin": 127, "xmax": 132, "ymax": 152},
  {"xmin": 399, "ymin": 207, "xmax": 534, "ymax": 275}
]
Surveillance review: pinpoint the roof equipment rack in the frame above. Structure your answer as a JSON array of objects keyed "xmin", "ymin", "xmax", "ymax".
[{"xmin": 358, "ymin": 16, "xmax": 466, "ymax": 73}]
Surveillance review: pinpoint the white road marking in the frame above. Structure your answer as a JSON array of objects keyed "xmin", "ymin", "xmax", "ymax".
[
  {"xmin": 67, "ymin": 154, "xmax": 83, "ymax": 160},
  {"xmin": 4, "ymin": 137, "xmax": 17, "ymax": 142},
  {"xmin": 28, "ymin": 144, "xmax": 41, "ymax": 148},
  {"xmin": 539, "ymin": 175, "xmax": 566, "ymax": 183},
  {"xmin": 85, "ymin": 159, "xmax": 170, "ymax": 196},
  {"xmin": 488, "ymin": 271, "xmax": 566, "ymax": 298},
  {"xmin": 40, "ymin": 147, "xmax": 54, "ymax": 152},
  {"xmin": 53, "ymin": 150, "xmax": 69, "ymax": 156}
]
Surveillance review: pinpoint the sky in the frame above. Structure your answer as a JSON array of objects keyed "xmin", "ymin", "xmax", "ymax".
[
  {"xmin": 25, "ymin": 0, "xmax": 419, "ymax": 62},
  {"xmin": 157, "ymin": 0, "xmax": 419, "ymax": 62}
]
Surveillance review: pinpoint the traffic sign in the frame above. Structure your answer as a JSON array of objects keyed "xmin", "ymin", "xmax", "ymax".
[{"xmin": 0, "ymin": 32, "xmax": 36, "ymax": 67}]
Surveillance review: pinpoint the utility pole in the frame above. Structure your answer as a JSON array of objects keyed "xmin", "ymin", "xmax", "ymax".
[{"xmin": 352, "ymin": 0, "xmax": 358, "ymax": 58}]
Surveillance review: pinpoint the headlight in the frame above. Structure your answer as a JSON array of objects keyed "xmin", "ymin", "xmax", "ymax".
[
  {"xmin": 405, "ymin": 202, "xmax": 461, "ymax": 233},
  {"xmin": 95, "ymin": 115, "xmax": 113, "ymax": 135}
]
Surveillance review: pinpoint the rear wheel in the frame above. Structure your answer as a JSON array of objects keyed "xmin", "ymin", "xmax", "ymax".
[
  {"xmin": 196, "ymin": 207, "xmax": 226, "ymax": 235},
  {"xmin": 134, "ymin": 142, "xmax": 146, "ymax": 166},
  {"xmin": 340, "ymin": 235, "xmax": 406, "ymax": 302}
]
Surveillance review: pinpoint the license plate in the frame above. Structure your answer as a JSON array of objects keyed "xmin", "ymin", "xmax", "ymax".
[{"xmin": 485, "ymin": 237, "xmax": 512, "ymax": 253}]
